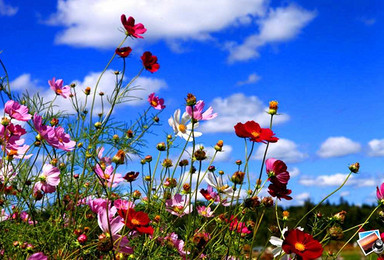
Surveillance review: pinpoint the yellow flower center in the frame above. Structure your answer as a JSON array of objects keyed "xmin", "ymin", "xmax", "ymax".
[
  {"xmin": 131, "ymin": 218, "xmax": 140, "ymax": 225},
  {"xmin": 294, "ymin": 242, "xmax": 305, "ymax": 252},
  {"xmin": 151, "ymin": 100, "xmax": 158, "ymax": 107},
  {"xmin": 251, "ymin": 131, "xmax": 260, "ymax": 138},
  {"xmin": 103, "ymin": 173, "xmax": 110, "ymax": 179},
  {"xmin": 56, "ymin": 89, "xmax": 62, "ymax": 94},
  {"xmin": 178, "ymin": 124, "xmax": 187, "ymax": 133},
  {"xmin": 202, "ymin": 211, "xmax": 207, "ymax": 216}
]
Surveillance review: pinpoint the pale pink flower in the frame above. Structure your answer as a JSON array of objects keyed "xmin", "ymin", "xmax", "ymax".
[
  {"xmin": 186, "ymin": 100, "xmax": 217, "ymax": 121},
  {"xmin": 4, "ymin": 100, "xmax": 32, "ymax": 121},
  {"xmin": 0, "ymin": 209, "xmax": 9, "ymax": 222},
  {"xmin": 87, "ymin": 197, "xmax": 110, "ymax": 214},
  {"xmin": 28, "ymin": 252, "xmax": 48, "ymax": 260},
  {"xmin": 97, "ymin": 147, "xmax": 112, "ymax": 166},
  {"xmin": 163, "ymin": 233, "xmax": 188, "ymax": 257},
  {"xmin": 6, "ymin": 138, "xmax": 32, "ymax": 159},
  {"xmin": 33, "ymin": 114, "xmax": 48, "ymax": 137},
  {"xmin": 94, "ymin": 164, "xmax": 125, "ymax": 188},
  {"xmin": 33, "ymin": 164, "xmax": 60, "ymax": 194},
  {"xmin": 197, "ymin": 206, "xmax": 214, "ymax": 218},
  {"xmin": 165, "ymin": 194, "xmax": 192, "ymax": 217},
  {"xmin": 148, "ymin": 93, "xmax": 165, "ymax": 110},
  {"xmin": 48, "ymin": 77, "xmax": 70, "ymax": 98}
]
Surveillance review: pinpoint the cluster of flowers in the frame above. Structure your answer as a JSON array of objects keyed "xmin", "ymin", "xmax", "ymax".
[{"xmin": 1, "ymin": 13, "xmax": 384, "ymax": 260}]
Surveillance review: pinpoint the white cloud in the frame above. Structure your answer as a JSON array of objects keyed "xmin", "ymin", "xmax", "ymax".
[
  {"xmin": 290, "ymin": 167, "xmax": 300, "ymax": 177},
  {"xmin": 10, "ymin": 71, "xmax": 167, "ymax": 114},
  {"xmin": 200, "ymin": 93, "xmax": 289, "ymax": 133},
  {"xmin": 299, "ymin": 173, "xmax": 375, "ymax": 187},
  {"xmin": 254, "ymin": 138, "xmax": 307, "ymax": 163},
  {"xmin": 368, "ymin": 139, "xmax": 384, "ymax": 157},
  {"xmin": 340, "ymin": 191, "xmax": 350, "ymax": 197},
  {"xmin": 317, "ymin": 136, "xmax": 361, "ymax": 158},
  {"xmin": 280, "ymin": 192, "xmax": 310, "ymax": 206},
  {"xmin": 236, "ymin": 73, "xmax": 261, "ymax": 86},
  {"xmin": 48, "ymin": 0, "xmax": 267, "ymax": 48},
  {"xmin": 0, "ymin": 0, "xmax": 18, "ymax": 16},
  {"xmin": 227, "ymin": 4, "xmax": 316, "ymax": 62}
]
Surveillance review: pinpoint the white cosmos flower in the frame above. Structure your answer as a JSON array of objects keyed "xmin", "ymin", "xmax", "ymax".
[
  {"xmin": 206, "ymin": 172, "xmax": 235, "ymax": 196},
  {"xmin": 168, "ymin": 109, "xmax": 202, "ymax": 141}
]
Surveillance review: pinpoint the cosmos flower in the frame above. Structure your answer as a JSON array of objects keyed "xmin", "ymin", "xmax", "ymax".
[
  {"xmin": 118, "ymin": 208, "xmax": 154, "ymax": 235},
  {"xmin": 234, "ymin": 121, "xmax": 278, "ymax": 143},
  {"xmin": 121, "ymin": 15, "xmax": 147, "ymax": 38},
  {"xmin": 115, "ymin": 46, "xmax": 132, "ymax": 58},
  {"xmin": 266, "ymin": 158, "xmax": 290, "ymax": 185},
  {"xmin": 48, "ymin": 77, "xmax": 70, "ymax": 98},
  {"xmin": 206, "ymin": 172, "xmax": 234, "ymax": 197},
  {"xmin": 267, "ymin": 182, "xmax": 292, "ymax": 201},
  {"xmin": 148, "ymin": 92, "xmax": 165, "ymax": 110},
  {"xmin": 141, "ymin": 51, "xmax": 160, "ymax": 73},
  {"xmin": 377, "ymin": 182, "xmax": 384, "ymax": 203},
  {"xmin": 4, "ymin": 100, "xmax": 32, "ymax": 121},
  {"xmin": 282, "ymin": 229, "xmax": 323, "ymax": 260},
  {"xmin": 168, "ymin": 109, "xmax": 202, "ymax": 141},
  {"xmin": 33, "ymin": 164, "xmax": 60, "ymax": 194},
  {"xmin": 186, "ymin": 100, "xmax": 217, "ymax": 121},
  {"xmin": 94, "ymin": 164, "xmax": 125, "ymax": 188},
  {"xmin": 197, "ymin": 206, "xmax": 214, "ymax": 218},
  {"xmin": 165, "ymin": 194, "xmax": 192, "ymax": 217}
]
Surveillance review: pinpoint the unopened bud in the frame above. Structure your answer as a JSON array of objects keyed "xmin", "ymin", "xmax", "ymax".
[
  {"xmin": 157, "ymin": 142, "xmax": 166, "ymax": 151},
  {"xmin": 268, "ymin": 100, "xmax": 278, "ymax": 115},
  {"xmin": 153, "ymin": 116, "xmax": 159, "ymax": 123},
  {"xmin": 50, "ymin": 118, "xmax": 59, "ymax": 126},
  {"xmin": 113, "ymin": 134, "xmax": 119, "ymax": 141},
  {"xmin": 231, "ymin": 171, "xmax": 245, "ymax": 184},
  {"xmin": 349, "ymin": 162, "xmax": 360, "ymax": 173},
  {"xmin": 145, "ymin": 155, "xmax": 152, "ymax": 162},
  {"xmin": 112, "ymin": 150, "xmax": 125, "ymax": 165},
  {"xmin": 133, "ymin": 190, "xmax": 141, "ymax": 199},
  {"xmin": 94, "ymin": 122, "xmax": 102, "ymax": 129},
  {"xmin": 1, "ymin": 117, "xmax": 10, "ymax": 126},
  {"xmin": 50, "ymin": 158, "xmax": 58, "ymax": 166},
  {"xmin": 99, "ymin": 91, "xmax": 104, "ymax": 96},
  {"xmin": 186, "ymin": 93, "xmax": 197, "ymax": 106},
  {"xmin": 126, "ymin": 129, "xmax": 134, "ymax": 138},
  {"xmin": 78, "ymin": 234, "xmax": 88, "ymax": 244},
  {"xmin": 162, "ymin": 158, "xmax": 173, "ymax": 168},
  {"xmin": 84, "ymin": 87, "xmax": 91, "ymax": 95},
  {"xmin": 235, "ymin": 160, "xmax": 242, "ymax": 165}
]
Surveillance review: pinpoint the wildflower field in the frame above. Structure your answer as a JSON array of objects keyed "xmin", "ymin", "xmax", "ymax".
[{"xmin": 0, "ymin": 11, "xmax": 383, "ymax": 260}]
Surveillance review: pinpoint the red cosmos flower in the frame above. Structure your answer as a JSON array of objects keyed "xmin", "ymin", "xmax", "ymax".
[
  {"xmin": 123, "ymin": 171, "xmax": 139, "ymax": 182},
  {"xmin": 282, "ymin": 229, "xmax": 323, "ymax": 260},
  {"xmin": 266, "ymin": 158, "xmax": 290, "ymax": 185},
  {"xmin": 115, "ymin": 47, "xmax": 132, "ymax": 58},
  {"xmin": 118, "ymin": 208, "xmax": 154, "ymax": 235},
  {"xmin": 268, "ymin": 182, "xmax": 292, "ymax": 200},
  {"xmin": 234, "ymin": 121, "xmax": 278, "ymax": 143},
  {"xmin": 141, "ymin": 51, "xmax": 160, "ymax": 73},
  {"xmin": 121, "ymin": 15, "xmax": 147, "ymax": 38}
]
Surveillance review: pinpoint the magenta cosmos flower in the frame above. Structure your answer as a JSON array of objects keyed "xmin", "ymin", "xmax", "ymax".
[
  {"xmin": 48, "ymin": 77, "xmax": 70, "ymax": 98},
  {"xmin": 4, "ymin": 100, "xmax": 32, "ymax": 121},
  {"xmin": 186, "ymin": 100, "xmax": 217, "ymax": 121},
  {"xmin": 28, "ymin": 252, "xmax": 48, "ymax": 260},
  {"xmin": 33, "ymin": 164, "xmax": 60, "ymax": 194},
  {"xmin": 165, "ymin": 194, "xmax": 192, "ymax": 217},
  {"xmin": 94, "ymin": 164, "xmax": 125, "ymax": 188},
  {"xmin": 266, "ymin": 158, "xmax": 290, "ymax": 185},
  {"xmin": 377, "ymin": 182, "xmax": 384, "ymax": 204},
  {"xmin": 121, "ymin": 15, "xmax": 147, "ymax": 38},
  {"xmin": 197, "ymin": 206, "xmax": 214, "ymax": 218},
  {"xmin": 148, "ymin": 92, "xmax": 165, "ymax": 110}
]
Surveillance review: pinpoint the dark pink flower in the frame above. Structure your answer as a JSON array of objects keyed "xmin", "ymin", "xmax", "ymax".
[
  {"xmin": 186, "ymin": 100, "xmax": 217, "ymax": 121},
  {"xmin": 48, "ymin": 77, "xmax": 70, "ymax": 98},
  {"xmin": 28, "ymin": 252, "xmax": 48, "ymax": 260},
  {"xmin": 377, "ymin": 182, "xmax": 384, "ymax": 203},
  {"xmin": 141, "ymin": 51, "xmax": 160, "ymax": 73},
  {"xmin": 114, "ymin": 199, "xmax": 135, "ymax": 211},
  {"xmin": 45, "ymin": 126, "xmax": 76, "ymax": 151},
  {"xmin": 148, "ymin": 93, "xmax": 165, "ymax": 110},
  {"xmin": 4, "ymin": 100, "xmax": 31, "ymax": 121},
  {"xmin": 266, "ymin": 158, "xmax": 290, "ymax": 185},
  {"xmin": 268, "ymin": 182, "xmax": 292, "ymax": 200},
  {"xmin": 33, "ymin": 164, "xmax": 60, "ymax": 194},
  {"xmin": 121, "ymin": 15, "xmax": 147, "ymax": 38},
  {"xmin": 115, "ymin": 46, "xmax": 132, "ymax": 58}
]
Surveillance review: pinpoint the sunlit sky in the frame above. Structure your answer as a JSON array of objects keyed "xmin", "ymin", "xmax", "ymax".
[{"xmin": 1, "ymin": 0, "xmax": 383, "ymax": 206}]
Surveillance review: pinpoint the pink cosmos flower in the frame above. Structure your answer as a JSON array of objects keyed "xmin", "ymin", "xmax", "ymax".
[
  {"xmin": 6, "ymin": 139, "xmax": 32, "ymax": 159},
  {"xmin": 165, "ymin": 194, "xmax": 192, "ymax": 217},
  {"xmin": 186, "ymin": 100, "xmax": 217, "ymax": 121},
  {"xmin": 197, "ymin": 206, "xmax": 214, "ymax": 218},
  {"xmin": 98, "ymin": 206, "xmax": 133, "ymax": 254},
  {"xmin": 148, "ymin": 93, "xmax": 165, "ymax": 110},
  {"xmin": 48, "ymin": 77, "xmax": 70, "ymax": 98},
  {"xmin": 33, "ymin": 114, "xmax": 75, "ymax": 151},
  {"xmin": 163, "ymin": 233, "xmax": 188, "ymax": 257},
  {"xmin": 377, "ymin": 182, "xmax": 384, "ymax": 202},
  {"xmin": 266, "ymin": 158, "xmax": 290, "ymax": 185},
  {"xmin": 94, "ymin": 164, "xmax": 125, "ymax": 188},
  {"xmin": 4, "ymin": 100, "xmax": 32, "ymax": 121},
  {"xmin": 114, "ymin": 199, "xmax": 135, "ymax": 211},
  {"xmin": 0, "ymin": 209, "xmax": 9, "ymax": 222},
  {"xmin": 97, "ymin": 147, "xmax": 112, "ymax": 166},
  {"xmin": 121, "ymin": 15, "xmax": 147, "ymax": 38},
  {"xmin": 87, "ymin": 197, "xmax": 110, "ymax": 214},
  {"xmin": 20, "ymin": 211, "xmax": 36, "ymax": 225},
  {"xmin": 33, "ymin": 164, "xmax": 60, "ymax": 194},
  {"xmin": 229, "ymin": 216, "xmax": 251, "ymax": 235},
  {"xmin": 28, "ymin": 252, "xmax": 48, "ymax": 260}
]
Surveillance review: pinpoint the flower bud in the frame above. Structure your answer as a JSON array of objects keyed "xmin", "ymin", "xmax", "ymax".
[
  {"xmin": 218, "ymin": 170, "xmax": 224, "ymax": 175},
  {"xmin": 74, "ymin": 174, "xmax": 79, "ymax": 179},
  {"xmin": 1, "ymin": 117, "xmax": 10, "ymax": 126},
  {"xmin": 113, "ymin": 134, "xmax": 119, "ymax": 141},
  {"xmin": 179, "ymin": 159, "xmax": 189, "ymax": 167},
  {"xmin": 84, "ymin": 87, "xmax": 91, "ymax": 95},
  {"xmin": 50, "ymin": 118, "xmax": 59, "ymax": 126},
  {"xmin": 140, "ymin": 159, "xmax": 146, "ymax": 165},
  {"xmin": 77, "ymin": 142, "xmax": 83, "ymax": 148},
  {"xmin": 78, "ymin": 234, "xmax": 88, "ymax": 244},
  {"xmin": 114, "ymin": 71, "xmax": 120, "ymax": 75},
  {"xmin": 144, "ymin": 176, "xmax": 151, "ymax": 182},
  {"xmin": 349, "ymin": 162, "xmax": 360, "ymax": 173},
  {"xmin": 156, "ymin": 142, "xmax": 166, "ymax": 151},
  {"xmin": 126, "ymin": 129, "xmax": 134, "ymax": 138},
  {"xmin": 153, "ymin": 116, "xmax": 159, "ymax": 123},
  {"xmin": 328, "ymin": 226, "xmax": 344, "ymax": 240},
  {"xmin": 50, "ymin": 158, "xmax": 58, "ymax": 166},
  {"xmin": 167, "ymin": 134, "xmax": 172, "ymax": 140},
  {"xmin": 145, "ymin": 155, "xmax": 152, "ymax": 162},
  {"xmin": 163, "ymin": 178, "xmax": 177, "ymax": 188},
  {"xmin": 231, "ymin": 171, "xmax": 245, "ymax": 185},
  {"xmin": 162, "ymin": 158, "xmax": 173, "ymax": 168},
  {"xmin": 214, "ymin": 140, "xmax": 224, "ymax": 151},
  {"xmin": 112, "ymin": 150, "xmax": 125, "ymax": 165},
  {"xmin": 133, "ymin": 190, "xmax": 141, "ymax": 199},
  {"xmin": 332, "ymin": 210, "xmax": 347, "ymax": 224},
  {"xmin": 235, "ymin": 160, "xmax": 242, "ymax": 165},
  {"xmin": 208, "ymin": 166, "xmax": 216, "ymax": 172},
  {"xmin": 282, "ymin": 211, "xmax": 289, "ymax": 221},
  {"xmin": 99, "ymin": 91, "xmax": 104, "ymax": 96},
  {"xmin": 186, "ymin": 93, "xmax": 197, "ymax": 106},
  {"xmin": 183, "ymin": 183, "xmax": 191, "ymax": 193},
  {"xmin": 94, "ymin": 122, "xmax": 102, "ymax": 128},
  {"xmin": 194, "ymin": 149, "xmax": 207, "ymax": 161},
  {"xmin": 268, "ymin": 100, "xmax": 278, "ymax": 115},
  {"xmin": 261, "ymin": 196, "xmax": 274, "ymax": 207}
]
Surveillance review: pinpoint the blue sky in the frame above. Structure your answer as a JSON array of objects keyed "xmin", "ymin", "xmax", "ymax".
[{"xmin": 1, "ymin": 0, "xmax": 383, "ymax": 206}]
